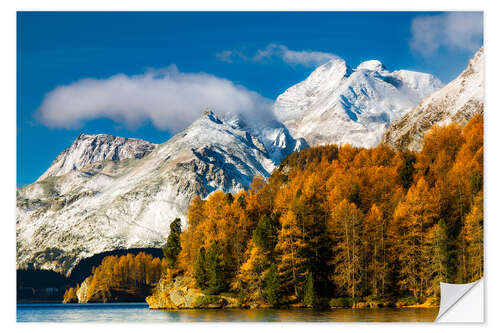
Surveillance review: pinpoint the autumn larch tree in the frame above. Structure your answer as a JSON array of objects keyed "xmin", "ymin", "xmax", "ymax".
[{"xmin": 329, "ymin": 199, "xmax": 364, "ymax": 303}]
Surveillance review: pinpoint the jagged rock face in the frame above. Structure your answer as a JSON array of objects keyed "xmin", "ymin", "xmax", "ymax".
[
  {"xmin": 38, "ymin": 134, "xmax": 157, "ymax": 181},
  {"xmin": 223, "ymin": 115, "xmax": 308, "ymax": 165},
  {"xmin": 273, "ymin": 57, "xmax": 443, "ymax": 147},
  {"xmin": 383, "ymin": 47, "xmax": 484, "ymax": 151},
  {"xmin": 76, "ymin": 279, "xmax": 89, "ymax": 303},
  {"xmin": 146, "ymin": 275, "xmax": 238, "ymax": 309},
  {"xmin": 16, "ymin": 110, "xmax": 302, "ymax": 276},
  {"xmin": 146, "ymin": 276, "xmax": 201, "ymax": 309}
]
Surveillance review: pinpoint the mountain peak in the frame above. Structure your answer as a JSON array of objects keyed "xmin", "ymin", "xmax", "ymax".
[
  {"xmin": 76, "ymin": 133, "xmax": 115, "ymax": 141},
  {"xmin": 37, "ymin": 133, "xmax": 157, "ymax": 181},
  {"xmin": 201, "ymin": 108, "xmax": 214, "ymax": 117},
  {"xmin": 273, "ymin": 56, "xmax": 443, "ymax": 147},
  {"xmin": 320, "ymin": 56, "xmax": 346, "ymax": 67},
  {"xmin": 19, "ymin": 107, "xmax": 290, "ymax": 275},
  {"xmin": 357, "ymin": 60, "xmax": 386, "ymax": 72},
  {"xmin": 312, "ymin": 57, "xmax": 349, "ymax": 76},
  {"xmin": 200, "ymin": 108, "xmax": 223, "ymax": 124},
  {"xmin": 383, "ymin": 46, "xmax": 484, "ymax": 151}
]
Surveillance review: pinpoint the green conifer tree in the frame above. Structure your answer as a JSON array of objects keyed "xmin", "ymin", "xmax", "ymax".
[
  {"xmin": 206, "ymin": 240, "xmax": 224, "ymax": 294},
  {"xmin": 264, "ymin": 263, "xmax": 280, "ymax": 307},
  {"xmin": 252, "ymin": 215, "xmax": 277, "ymax": 254},
  {"xmin": 303, "ymin": 271, "xmax": 316, "ymax": 308},
  {"xmin": 164, "ymin": 218, "xmax": 182, "ymax": 269},
  {"xmin": 194, "ymin": 247, "xmax": 207, "ymax": 289}
]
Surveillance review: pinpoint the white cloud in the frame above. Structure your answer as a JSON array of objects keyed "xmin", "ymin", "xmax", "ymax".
[
  {"xmin": 216, "ymin": 50, "xmax": 237, "ymax": 63},
  {"xmin": 410, "ymin": 12, "xmax": 483, "ymax": 56},
  {"xmin": 217, "ymin": 43, "xmax": 338, "ymax": 67},
  {"xmin": 37, "ymin": 65, "xmax": 274, "ymax": 132},
  {"xmin": 216, "ymin": 50, "xmax": 250, "ymax": 63}
]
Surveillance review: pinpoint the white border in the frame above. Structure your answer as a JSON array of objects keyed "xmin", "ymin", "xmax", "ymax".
[{"xmin": 2, "ymin": 1, "xmax": 498, "ymax": 332}]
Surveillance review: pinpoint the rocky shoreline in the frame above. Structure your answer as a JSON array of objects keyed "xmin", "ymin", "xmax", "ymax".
[
  {"xmin": 145, "ymin": 275, "xmax": 439, "ymax": 310},
  {"xmin": 146, "ymin": 276, "xmax": 239, "ymax": 309}
]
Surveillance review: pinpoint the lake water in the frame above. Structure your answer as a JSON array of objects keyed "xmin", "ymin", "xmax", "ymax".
[{"xmin": 17, "ymin": 303, "xmax": 439, "ymax": 322}]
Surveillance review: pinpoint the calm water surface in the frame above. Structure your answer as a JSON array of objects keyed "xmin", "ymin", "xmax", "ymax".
[{"xmin": 17, "ymin": 303, "xmax": 439, "ymax": 322}]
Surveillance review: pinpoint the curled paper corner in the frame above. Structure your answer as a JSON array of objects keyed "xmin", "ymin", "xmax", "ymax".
[{"xmin": 435, "ymin": 278, "xmax": 484, "ymax": 322}]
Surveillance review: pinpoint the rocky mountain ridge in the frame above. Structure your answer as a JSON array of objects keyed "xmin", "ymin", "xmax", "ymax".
[
  {"xmin": 273, "ymin": 57, "xmax": 443, "ymax": 147},
  {"xmin": 38, "ymin": 134, "xmax": 157, "ymax": 181},
  {"xmin": 382, "ymin": 47, "xmax": 484, "ymax": 151},
  {"xmin": 17, "ymin": 48, "xmax": 483, "ymax": 277},
  {"xmin": 17, "ymin": 110, "xmax": 303, "ymax": 276}
]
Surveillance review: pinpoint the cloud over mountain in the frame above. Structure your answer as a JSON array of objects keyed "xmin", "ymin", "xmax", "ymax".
[{"xmin": 37, "ymin": 65, "xmax": 274, "ymax": 133}]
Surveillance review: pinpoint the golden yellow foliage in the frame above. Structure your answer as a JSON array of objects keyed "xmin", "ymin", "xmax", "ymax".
[{"xmin": 177, "ymin": 115, "xmax": 483, "ymax": 304}]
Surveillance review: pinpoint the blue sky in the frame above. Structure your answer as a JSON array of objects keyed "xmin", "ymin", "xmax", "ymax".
[{"xmin": 17, "ymin": 11, "xmax": 483, "ymax": 186}]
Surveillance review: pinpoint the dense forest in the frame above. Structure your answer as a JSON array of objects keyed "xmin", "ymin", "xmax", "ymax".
[
  {"xmin": 64, "ymin": 252, "xmax": 166, "ymax": 303},
  {"xmin": 175, "ymin": 115, "xmax": 483, "ymax": 307},
  {"xmin": 65, "ymin": 115, "xmax": 483, "ymax": 308}
]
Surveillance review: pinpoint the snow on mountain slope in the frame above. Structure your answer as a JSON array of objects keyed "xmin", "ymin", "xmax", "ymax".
[
  {"xmin": 17, "ymin": 110, "xmax": 302, "ymax": 276},
  {"xmin": 224, "ymin": 115, "xmax": 308, "ymax": 165},
  {"xmin": 38, "ymin": 134, "xmax": 157, "ymax": 181},
  {"xmin": 383, "ymin": 47, "xmax": 484, "ymax": 151},
  {"xmin": 273, "ymin": 57, "xmax": 443, "ymax": 147}
]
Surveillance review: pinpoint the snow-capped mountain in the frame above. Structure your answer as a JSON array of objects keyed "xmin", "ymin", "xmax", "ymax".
[
  {"xmin": 383, "ymin": 47, "xmax": 484, "ymax": 151},
  {"xmin": 227, "ymin": 116, "xmax": 308, "ymax": 164},
  {"xmin": 17, "ymin": 49, "xmax": 481, "ymax": 277},
  {"xmin": 273, "ymin": 57, "xmax": 443, "ymax": 147},
  {"xmin": 16, "ymin": 110, "xmax": 303, "ymax": 275},
  {"xmin": 38, "ymin": 134, "xmax": 157, "ymax": 181}
]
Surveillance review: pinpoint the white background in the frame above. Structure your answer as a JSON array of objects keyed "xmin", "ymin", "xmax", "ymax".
[{"xmin": 1, "ymin": 0, "xmax": 497, "ymax": 331}]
